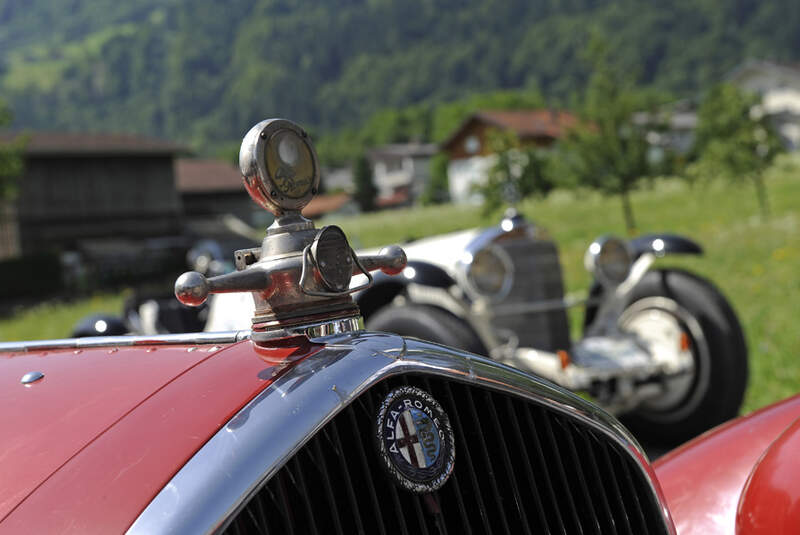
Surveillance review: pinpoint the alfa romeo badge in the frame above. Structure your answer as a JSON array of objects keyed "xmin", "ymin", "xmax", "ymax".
[{"xmin": 375, "ymin": 385, "xmax": 455, "ymax": 493}]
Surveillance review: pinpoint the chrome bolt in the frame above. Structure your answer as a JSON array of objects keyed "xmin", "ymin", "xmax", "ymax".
[{"xmin": 21, "ymin": 371, "xmax": 44, "ymax": 385}]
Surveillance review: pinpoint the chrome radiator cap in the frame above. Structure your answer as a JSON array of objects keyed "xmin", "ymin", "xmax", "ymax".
[{"xmin": 173, "ymin": 118, "xmax": 406, "ymax": 341}]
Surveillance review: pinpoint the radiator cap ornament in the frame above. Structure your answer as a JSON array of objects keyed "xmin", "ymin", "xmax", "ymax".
[{"xmin": 375, "ymin": 386, "xmax": 455, "ymax": 493}]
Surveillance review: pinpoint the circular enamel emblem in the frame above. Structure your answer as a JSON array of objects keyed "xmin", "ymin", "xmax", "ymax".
[{"xmin": 375, "ymin": 386, "xmax": 455, "ymax": 493}]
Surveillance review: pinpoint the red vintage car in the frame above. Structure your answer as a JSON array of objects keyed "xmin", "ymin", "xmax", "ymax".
[{"xmin": 0, "ymin": 118, "xmax": 794, "ymax": 534}]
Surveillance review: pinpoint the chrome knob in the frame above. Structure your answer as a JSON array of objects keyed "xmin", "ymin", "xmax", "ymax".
[
  {"xmin": 175, "ymin": 271, "xmax": 209, "ymax": 306},
  {"xmin": 358, "ymin": 245, "xmax": 407, "ymax": 276},
  {"xmin": 175, "ymin": 269, "xmax": 272, "ymax": 307}
]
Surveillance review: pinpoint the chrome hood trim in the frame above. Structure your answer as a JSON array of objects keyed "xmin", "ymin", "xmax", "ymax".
[
  {"xmin": 0, "ymin": 331, "xmax": 253, "ymax": 353},
  {"xmin": 127, "ymin": 332, "xmax": 675, "ymax": 535}
]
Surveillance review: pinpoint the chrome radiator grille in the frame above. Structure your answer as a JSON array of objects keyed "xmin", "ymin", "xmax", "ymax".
[
  {"xmin": 493, "ymin": 237, "xmax": 571, "ymax": 352},
  {"xmin": 223, "ymin": 375, "xmax": 667, "ymax": 535}
]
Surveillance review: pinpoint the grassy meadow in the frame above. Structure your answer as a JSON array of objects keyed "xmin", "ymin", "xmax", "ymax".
[
  {"xmin": 2, "ymin": 156, "xmax": 798, "ymax": 415},
  {"xmin": 0, "ymin": 293, "xmax": 126, "ymax": 342}
]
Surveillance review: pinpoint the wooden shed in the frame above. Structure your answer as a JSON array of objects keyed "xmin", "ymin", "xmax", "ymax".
[{"xmin": 0, "ymin": 131, "xmax": 185, "ymax": 256}]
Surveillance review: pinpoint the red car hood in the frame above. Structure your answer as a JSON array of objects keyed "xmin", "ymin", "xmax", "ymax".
[
  {"xmin": 0, "ymin": 338, "xmax": 319, "ymax": 534},
  {"xmin": 654, "ymin": 394, "xmax": 800, "ymax": 535},
  {"xmin": 736, "ymin": 416, "xmax": 800, "ymax": 534}
]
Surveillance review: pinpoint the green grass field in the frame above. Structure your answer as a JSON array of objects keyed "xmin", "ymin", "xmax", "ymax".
[
  {"xmin": 2, "ymin": 156, "xmax": 798, "ymax": 415},
  {"xmin": 0, "ymin": 293, "xmax": 127, "ymax": 342}
]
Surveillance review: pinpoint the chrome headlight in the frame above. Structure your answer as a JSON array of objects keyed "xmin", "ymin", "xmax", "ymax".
[
  {"xmin": 585, "ymin": 236, "xmax": 633, "ymax": 287},
  {"xmin": 463, "ymin": 245, "xmax": 514, "ymax": 299}
]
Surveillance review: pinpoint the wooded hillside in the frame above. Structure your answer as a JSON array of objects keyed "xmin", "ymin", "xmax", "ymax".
[{"xmin": 1, "ymin": 0, "xmax": 798, "ymax": 151}]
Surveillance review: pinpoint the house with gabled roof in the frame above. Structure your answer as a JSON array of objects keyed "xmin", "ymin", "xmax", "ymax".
[{"xmin": 440, "ymin": 109, "xmax": 577, "ymax": 203}]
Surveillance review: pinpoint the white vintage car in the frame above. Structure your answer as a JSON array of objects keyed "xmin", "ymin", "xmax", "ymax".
[{"xmin": 200, "ymin": 209, "xmax": 747, "ymax": 447}]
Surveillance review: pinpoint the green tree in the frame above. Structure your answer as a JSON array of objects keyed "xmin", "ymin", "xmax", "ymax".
[
  {"xmin": 556, "ymin": 39, "xmax": 671, "ymax": 233},
  {"xmin": 352, "ymin": 154, "xmax": 377, "ymax": 212},
  {"xmin": 689, "ymin": 83, "xmax": 783, "ymax": 218},
  {"xmin": 0, "ymin": 101, "xmax": 24, "ymax": 203},
  {"xmin": 420, "ymin": 153, "xmax": 450, "ymax": 205},
  {"xmin": 479, "ymin": 129, "xmax": 554, "ymax": 214}
]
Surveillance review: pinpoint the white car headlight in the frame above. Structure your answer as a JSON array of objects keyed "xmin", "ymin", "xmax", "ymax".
[
  {"xmin": 464, "ymin": 245, "xmax": 514, "ymax": 299},
  {"xmin": 585, "ymin": 236, "xmax": 633, "ymax": 287}
]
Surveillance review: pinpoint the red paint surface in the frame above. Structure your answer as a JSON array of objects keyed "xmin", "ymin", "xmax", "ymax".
[
  {"xmin": 736, "ymin": 419, "xmax": 800, "ymax": 534},
  {"xmin": 654, "ymin": 394, "xmax": 800, "ymax": 535},
  {"xmin": 0, "ymin": 338, "xmax": 320, "ymax": 534},
  {"xmin": 0, "ymin": 344, "xmax": 215, "ymax": 520}
]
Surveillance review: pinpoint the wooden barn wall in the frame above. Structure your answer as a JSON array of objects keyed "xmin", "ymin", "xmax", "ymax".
[
  {"xmin": 16, "ymin": 155, "xmax": 182, "ymax": 253},
  {"xmin": 0, "ymin": 202, "xmax": 20, "ymax": 259}
]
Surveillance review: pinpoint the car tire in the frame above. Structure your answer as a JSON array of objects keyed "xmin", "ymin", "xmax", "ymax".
[
  {"xmin": 366, "ymin": 305, "xmax": 488, "ymax": 356},
  {"xmin": 616, "ymin": 269, "xmax": 748, "ymax": 447}
]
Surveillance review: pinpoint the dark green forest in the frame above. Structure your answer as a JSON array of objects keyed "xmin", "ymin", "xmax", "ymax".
[{"xmin": 1, "ymin": 0, "xmax": 799, "ymax": 158}]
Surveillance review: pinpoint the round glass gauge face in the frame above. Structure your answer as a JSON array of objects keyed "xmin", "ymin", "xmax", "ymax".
[{"xmin": 264, "ymin": 129, "xmax": 315, "ymax": 199}]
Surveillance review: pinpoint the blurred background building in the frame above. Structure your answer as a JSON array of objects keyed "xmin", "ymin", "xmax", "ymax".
[
  {"xmin": 0, "ymin": 132, "xmax": 184, "ymax": 258},
  {"xmin": 441, "ymin": 110, "xmax": 576, "ymax": 203},
  {"xmin": 368, "ymin": 143, "xmax": 437, "ymax": 208},
  {"xmin": 727, "ymin": 60, "xmax": 800, "ymax": 150}
]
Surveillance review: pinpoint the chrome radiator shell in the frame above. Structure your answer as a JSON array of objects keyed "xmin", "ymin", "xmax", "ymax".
[{"xmin": 127, "ymin": 332, "xmax": 674, "ymax": 535}]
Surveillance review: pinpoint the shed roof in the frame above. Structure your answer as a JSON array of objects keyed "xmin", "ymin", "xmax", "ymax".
[
  {"xmin": 0, "ymin": 131, "xmax": 187, "ymax": 156},
  {"xmin": 176, "ymin": 158, "xmax": 243, "ymax": 193},
  {"xmin": 177, "ymin": 159, "xmax": 355, "ymax": 218},
  {"xmin": 302, "ymin": 192, "xmax": 352, "ymax": 218}
]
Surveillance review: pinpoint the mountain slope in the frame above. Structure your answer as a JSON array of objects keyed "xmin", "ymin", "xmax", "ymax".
[{"xmin": 1, "ymin": 0, "xmax": 799, "ymax": 149}]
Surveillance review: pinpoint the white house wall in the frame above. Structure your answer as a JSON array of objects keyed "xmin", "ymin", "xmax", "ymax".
[
  {"xmin": 372, "ymin": 155, "xmax": 433, "ymax": 201},
  {"xmin": 448, "ymin": 155, "xmax": 497, "ymax": 204},
  {"xmin": 374, "ymin": 157, "xmax": 415, "ymax": 198}
]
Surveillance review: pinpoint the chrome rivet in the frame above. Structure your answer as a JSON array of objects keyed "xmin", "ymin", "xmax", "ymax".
[
  {"xmin": 21, "ymin": 371, "xmax": 44, "ymax": 385},
  {"xmin": 146, "ymin": 347, "xmax": 157, "ymax": 353},
  {"xmin": 73, "ymin": 349, "xmax": 82, "ymax": 355},
  {"xmin": 108, "ymin": 347, "xmax": 119, "ymax": 354}
]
